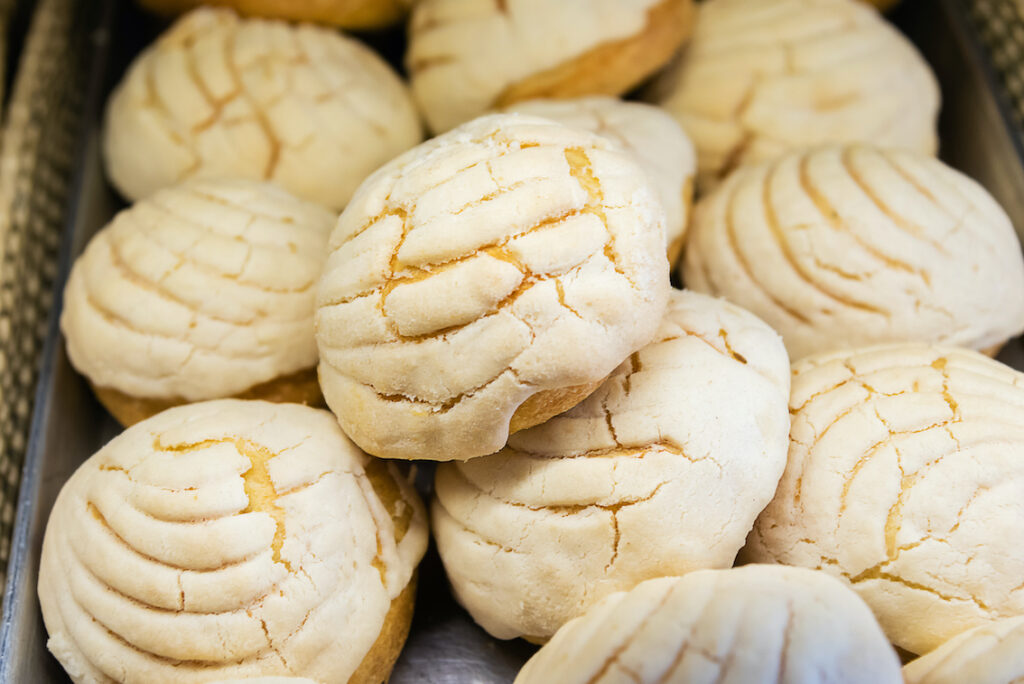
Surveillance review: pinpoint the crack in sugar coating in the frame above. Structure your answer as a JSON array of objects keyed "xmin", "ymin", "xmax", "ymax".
[
  {"xmin": 514, "ymin": 567, "xmax": 901, "ymax": 684},
  {"xmin": 431, "ymin": 290, "xmax": 791, "ymax": 640},
  {"xmin": 649, "ymin": 0, "xmax": 938, "ymax": 188},
  {"xmin": 38, "ymin": 401, "xmax": 427, "ymax": 684},
  {"xmin": 746, "ymin": 344, "xmax": 1024, "ymax": 656},
  {"xmin": 61, "ymin": 180, "xmax": 334, "ymax": 404},
  {"xmin": 903, "ymin": 615, "xmax": 1024, "ymax": 684},
  {"xmin": 103, "ymin": 7, "xmax": 421, "ymax": 209},
  {"xmin": 504, "ymin": 97, "xmax": 696, "ymax": 259},
  {"xmin": 682, "ymin": 145, "xmax": 1024, "ymax": 360},
  {"xmin": 316, "ymin": 115, "xmax": 669, "ymax": 461},
  {"xmin": 407, "ymin": 0, "xmax": 673, "ymax": 132}
]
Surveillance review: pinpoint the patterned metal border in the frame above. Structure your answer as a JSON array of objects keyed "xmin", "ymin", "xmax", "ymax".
[
  {"xmin": 0, "ymin": 0, "xmax": 90, "ymax": 593},
  {"xmin": 965, "ymin": 0, "xmax": 1024, "ymax": 141}
]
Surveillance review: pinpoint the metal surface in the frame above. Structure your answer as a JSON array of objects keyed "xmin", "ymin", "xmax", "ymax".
[{"xmin": 2, "ymin": 0, "xmax": 1024, "ymax": 681}]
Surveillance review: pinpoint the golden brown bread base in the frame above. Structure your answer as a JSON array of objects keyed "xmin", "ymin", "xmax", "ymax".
[
  {"xmin": 494, "ymin": 0, "xmax": 695, "ymax": 107},
  {"xmin": 509, "ymin": 379, "xmax": 605, "ymax": 434},
  {"xmin": 134, "ymin": 0, "xmax": 408, "ymax": 29},
  {"xmin": 92, "ymin": 367, "xmax": 325, "ymax": 427},
  {"xmin": 351, "ymin": 457, "xmax": 420, "ymax": 684}
]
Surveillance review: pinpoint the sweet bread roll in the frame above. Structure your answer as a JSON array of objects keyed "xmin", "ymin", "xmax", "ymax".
[
  {"xmin": 61, "ymin": 179, "xmax": 334, "ymax": 426},
  {"xmin": 682, "ymin": 145, "xmax": 1024, "ymax": 361},
  {"xmin": 316, "ymin": 114, "xmax": 671, "ymax": 461},
  {"xmin": 38, "ymin": 400, "xmax": 428, "ymax": 683},
  {"xmin": 746, "ymin": 344, "xmax": 1024, "ymax": 655},
  {"xmin": 515, "ymin": 567, "xmax": 902, "ymax": 684},
  {"xmin": 904, "ymin": 617, "xmax": 1024, "ymax": 684},
  {"xmin": 649, "ymin": 0, "xmax": 938, "ymax": 189},
  {"xmin": 502, "ymin": 97, "xmax": 696, "ymax": 264},
  {"xmin": 407, "ymin": 0, "xmax": 695, "ymax": 133},
  {"xmin": 135, "ymin": 0, "xmax": 411, "ymax": 29},
  {"xmin": 104, "ymin": 7, "xmax": 421, "ymax": 210},
  {"xmin": 433, "ymin": 290, "xmax": 790, "ymax": 641}
]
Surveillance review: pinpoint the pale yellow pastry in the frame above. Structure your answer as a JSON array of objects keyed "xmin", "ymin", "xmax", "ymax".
[
  {"xmin": 682, "ymin": 145, "xmax": 1024, "ymax": 361},
  {"xmin": 904, "ymin": 617, "xmax": 1024, "ymax": 684},
  {"xmin": 407, "ymin": 0, "xmax": 695, "ymax": 133},
  {"xmin": 104, "ymin": 7, "xmax": 421, "ymax": 210},
  {"xmin": 61, "ymin": 179, "xmax": 334, "ymax": 427},
  {"xmin": 135, "ymin": 0, "xmax": 412, "ymax": 29},
  {"xmin": 746, "ymin": 344, "xmax": 1024, "ymax": 655},
  {"xmin": 515, "ymin": 567, "xmax": 902, "ymax": 684},
  {"xmin": 316, "ymin": 114, "xmax": 671, "ymax": 462},
  {"xmin": 502, "ymin": 97, "xmax": 697, "ymax": 264},
  {"xmin": 433, "ymin": 290, "xmax": 791, "ymax": 641},
  {"xmin": 649, "ymin": 0, "xmax": 938, "ymax": 189},
  {"xmin": 38, "ymin": 399, "xmax": 428, "ymax": 683}
]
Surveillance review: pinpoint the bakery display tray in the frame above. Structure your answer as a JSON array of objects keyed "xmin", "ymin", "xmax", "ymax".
[{"xmin": 2, "ymin": 0, "xmax": 1024, "ymax": 681}]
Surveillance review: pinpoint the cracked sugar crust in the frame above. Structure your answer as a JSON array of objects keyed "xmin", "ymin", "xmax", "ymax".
[
  {"xmin": 37, "ymin": 400, "xmax": 428, "ymax": 684},
  {"xmin": 61, "ymin": 179, "xmax": 335, "ymax": 404},
  {"xmin": 135, "ymin": 0, "xmax": 412, "ymax": 29},
  {"xmin": 407, "ymin": 0, "xmax": 691, "ymax": 133},
  {"xmin": 315, "ymin": 114, "xmax": 671, "ymax": 462},
  {"xmin": 745, "ymin": 344, "xmax": 1024, "ymax": 656},
  {"xmin": 681, "ymin": 145, "xmax": 1024, "ymax": 361},
  {"xmin": 502, "ymin": 97, "xmax": 696, "ymax": 263},
  {"xmin": 432, "ymin": 290, "xmax": 790, "ymax": 641},
  {"xmin": 903, "ymin": 616, "xmax": 1024, "ymax": 684},
  {"xmin": 102, "ymin": 6, "xmax": 421, "ymax": 210},
  {"xmin": 514, "ymin": 566, "xmax": 902, "ymax": 684},
  {"xmin": 648, "ymin": 0, "xmax": 938, "ymax": 189}
]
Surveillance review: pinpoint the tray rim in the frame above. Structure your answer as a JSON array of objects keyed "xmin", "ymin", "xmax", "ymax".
[
  {"xmin": 0, "ymin": 0, "xmax": 116, "ymax": 668},
  {"xmin": 4, "ymin": 0, "xmax": 1024, "ymax": 679}
]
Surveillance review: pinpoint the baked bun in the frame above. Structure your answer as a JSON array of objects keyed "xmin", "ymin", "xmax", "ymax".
[
  {"xmin": 407, "ymin": 0, "xmax": 695, "ymax": 133},
  {"xmin": 649, "ymin": 0, "xmax": 938, "ymax": 189},
  {"xmin": 38, "ymin": 399, "xmax": 428, "ymax": 683},
  {"xmin": 746, "ymin": 344, "xmax": 1024, "ymax": 655},
  {"xmin": 61, "ymin": 179, "xmax": 334, "ymax": 426},
  {"xmin": 103, "ymin": 7, "xmax": 421, "ymax": 210},
  {"xmin": 316, "ymin": 114, "xmax": 671, "ymax": 461},
  {"xmin": 515, "ymin": 567, "xmax": 902, "ymax": 684},
  {"xmin": 433, "ymin": 290, "xmax": 790, "ymax": 641},
  {"xmin": 682, "ymin": 145, "xmax": 1024, "ymax": 361},
  {"xmin": 134, "ymin": 0, "xmax": 411, "ymax": 29},
  {"xmin": 904, "ymin": 617, "xmax": 1024, "ymax": 684},
  {"xmin": 502, "ymin": 97, "xmax": 696, "ymax": 264}
]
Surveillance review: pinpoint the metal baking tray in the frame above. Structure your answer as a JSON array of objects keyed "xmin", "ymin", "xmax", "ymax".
[{"xmin": 2, "ymin": 0, "xmax": 1023, "ymax": 681}]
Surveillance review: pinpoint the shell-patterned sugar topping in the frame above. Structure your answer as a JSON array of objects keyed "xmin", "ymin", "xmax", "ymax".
[
  {"xmin": 903, "ymin": 616, "xmax": 1024, "ymax": 684},
  {"xmin": 747, "ymin": 344, "xmax": 1024, "ymax": 655},
  {"xmin": 649, "ymin": 0, "xmax": 938, "ymax": 188},
  {"xmin": 38, "ymin": 400, "xmax": 428, "ymax": 684},
  {"xmin": 502, "ymin": 97, "xmax": 697, "ymax": 263},
  {"xmin": 61, "ymin": 179, "xmax": 335, "ymax": 404},
  {"xmin": 407, "ymin": 0, "xmax": 693, "ymax": 133},
  {"xmin": 514, "ymin": 567, "xmax": 902, "ymax": 684},
  {"xmin": 432, "ymin": 290, "xmax": 791, "ymax": 641},
  {"xmin": 103, "ymin": 6, "xmax": 422, "ymax": 209},
  {"xmin": 682, "ymin": 145, "xmax": 1024, "ymax": 360},
  {"xmin": 316, "ymin": 114, "xmax": 671, "ymax": 462}
]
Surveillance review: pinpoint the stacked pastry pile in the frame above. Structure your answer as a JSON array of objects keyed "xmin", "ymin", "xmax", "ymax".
[{"xmin": 35, "ymin": 0, "xmax": 1024, "ymax": 682}]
